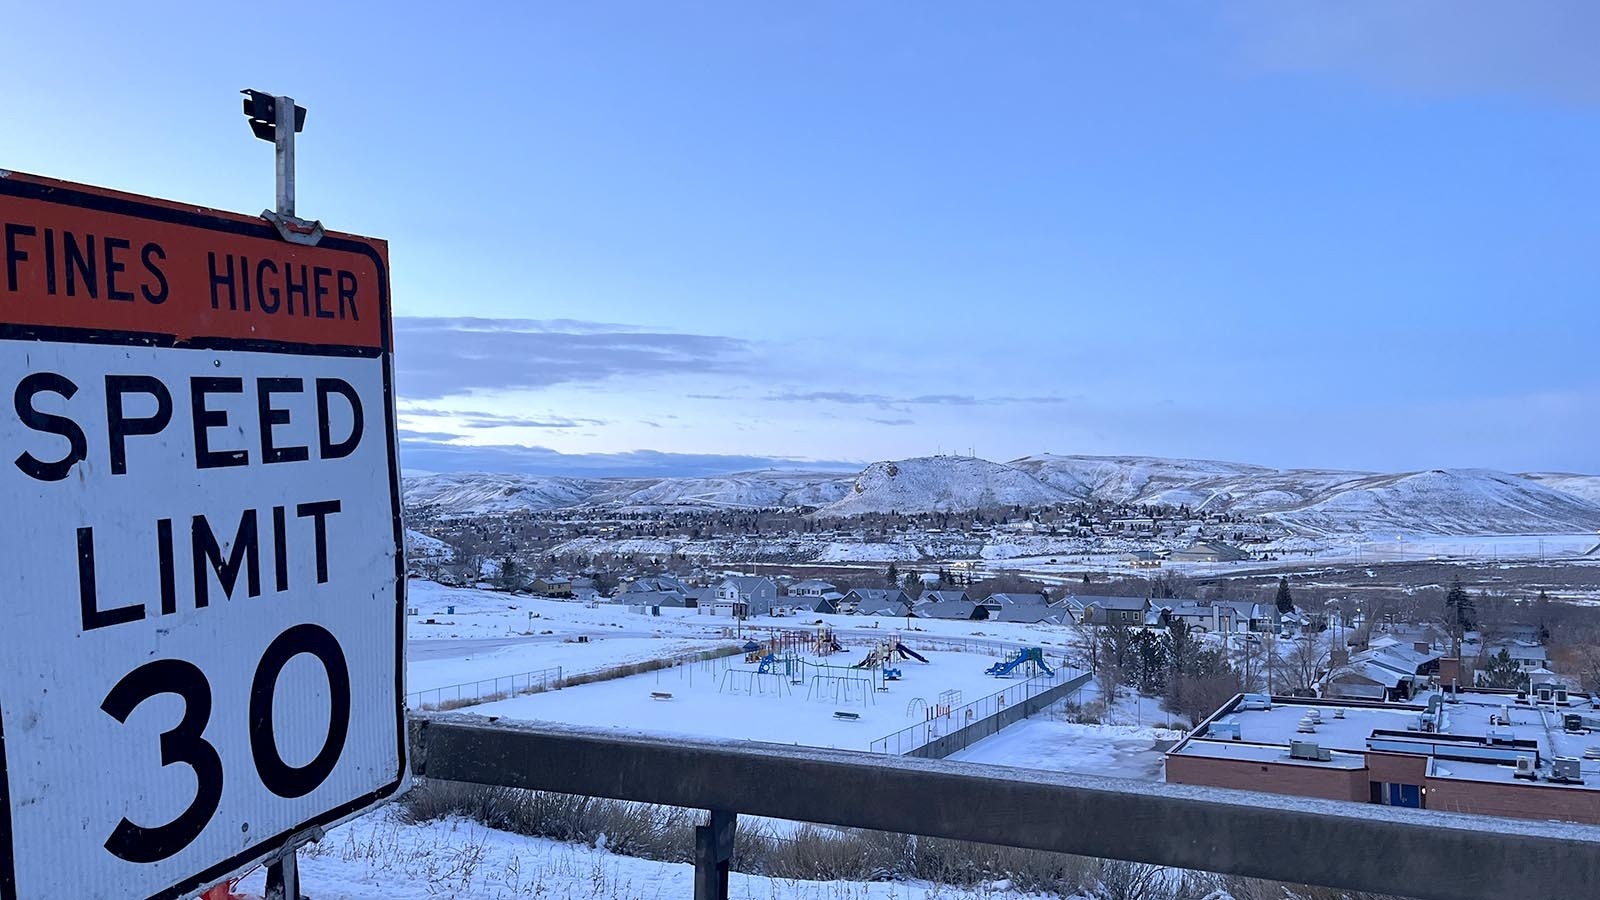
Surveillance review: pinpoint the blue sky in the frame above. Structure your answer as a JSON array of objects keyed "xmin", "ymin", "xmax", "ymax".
[{"xmin": 4, "ymin": 2, "xmax": 1598, "ymax": 476}]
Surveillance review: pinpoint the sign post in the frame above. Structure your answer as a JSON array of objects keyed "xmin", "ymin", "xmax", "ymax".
[{"xmin": 0, "ymin": 167, "xmax": 407, "ymax": 899}]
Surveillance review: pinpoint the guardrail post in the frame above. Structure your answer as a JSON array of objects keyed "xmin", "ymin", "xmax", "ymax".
[{"xmin": 694, "ymin": 809, "xmax": 736, "ymax": 900}]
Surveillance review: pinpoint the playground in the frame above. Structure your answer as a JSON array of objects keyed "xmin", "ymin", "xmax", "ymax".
[{"xmin": 470, "ymin": 628, "xmax": 1075, "ymax": 752}]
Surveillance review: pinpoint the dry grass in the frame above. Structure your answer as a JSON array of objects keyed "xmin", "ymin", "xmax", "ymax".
[{"xmin": 399, "ymin": 781, "xmax": 1413, "ymax": 899}]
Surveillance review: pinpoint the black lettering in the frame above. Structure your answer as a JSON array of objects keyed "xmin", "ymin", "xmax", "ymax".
[
  {"xmin": 13, "ymin": 372, "xmax": 87, "ymax": 482},
  {"xmin": 249, "ymin": 624, "xmax": 350, "ymax": 798},
  {"xmin": 313, "ymin": 266, "xmax": 334, "ymax": 318},
  {"xmin": 158, "ymin": 518, "xmax": 177, "ymax": 616},
  {"xmin": 190, "ymin": 376, "xmax": 248, "ymax": 468},
  {"xmin": 285, "ymin": 263, "xmax": 309, "ymax": 316},
  {"xmin": 337, "ymin": 270, "xmax": 359, "ymax": 320},
  {"xmin": 43, "ymin": 228, "xmax": 57, "ymax": 294},
  {"xmin": 315, "ymin": 378, "xmax": 363, "ymax": 460},
  {"xmin": 140, "ymin": 243, "xmax": 169, "ymax": 304},
  {"xmin": 191, "ymin": 509, "xmax": 261, "ymax": 607},
  {"xmin": 104, "ymin": 236, "xmax": 133, "ymax": 301},
  {"xmin": 105, "ymin": 374, "xmax": 173, "ymax": 475},
  {"xmin": 239, "ymin": 256, "xmax": 252, "ymax": 311},
  {"xmin": 3, "ymin": 222, "xmax": 34, "ymax": 292},
  {"xmin": 272, "ymin": 505, "xmax": 289, "ymax": 592},
  {"xmin": 100, "ymin": 659, "xmax": 223, "ymax": 863},
  {"xmin": 296, "ymin": 500, "xmax": 340, "ymax": 584},
  {"xmin": 77, "ymin": 526, "xmax": 145, "ymax": 631},
  {"xmin": 256, "ymin": 259, "xmax": 280, "ymax": 313},
  {"xmin": 256, "ymin": 377, "xmax": 308, "ymax": 464},
  {"xmin": 64, "ymin": 231, "xmax": 97, "ymax": 298},
  {"xmin": 207, "ymin": 252, "xmax": 236, "ymax": 311}
]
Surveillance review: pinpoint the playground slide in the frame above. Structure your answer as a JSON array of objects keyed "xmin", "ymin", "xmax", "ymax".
[
  {"xmin": 851, "ymin": 652, "xmax": 875, "ymax": 668},
  {"xmin": 894, "ymin": 643, "xmax": 929, "ymax": 663},
  {"xmin": 985, "ymin": 655, "xmax": 1025, "ymax": 677},
  {"xmin": 830, "ymin": 637, "xmax": 844, "ymax": 652},
  {"xmin": 985, "ymin": 648, "xmax": 1054, "ymax": 677}
]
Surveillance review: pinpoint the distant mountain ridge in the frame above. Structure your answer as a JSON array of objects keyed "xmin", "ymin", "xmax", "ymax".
[{"xmin": 401, "ymin": 454, "xmax": 1600, "ymax": 536}]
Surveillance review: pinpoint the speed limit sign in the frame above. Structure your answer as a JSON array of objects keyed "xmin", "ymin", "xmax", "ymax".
[{"xmin": 0, "ymin": 172, "xmax": 407, "ymax": 899}]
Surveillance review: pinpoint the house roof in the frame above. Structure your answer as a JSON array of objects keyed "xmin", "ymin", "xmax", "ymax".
[
  {"xmin": 623, "ymin": 590, "xmax": 687, "ymax": 606},
  {"xmin": 921, "ymin": 590, "xmax": 971, "ymax": 604},
  {"xmin": 723, "ymin": 575, "xmax": 776, "ymax": 593},
  {"xmin": 985, "ymin": 592, "xmax": 1048, "ymax": 607},
  {"xmin": 844, "ymin": 588, "xmax": 908, "ymax": 605},
  {"xmin": 915, "ymin": 600, "xmax": 982, "ymax": 620},
  {"xmin": 995, "ymin": 606, "xmax": 1064, "ymax": 625},
  {"xmin": 791, "ymin": 579, "xmax": 837, "ymax": 591},
  {"xmin": 1077, "ymin": 595, "xmax": 1150, "ymax": 611}
]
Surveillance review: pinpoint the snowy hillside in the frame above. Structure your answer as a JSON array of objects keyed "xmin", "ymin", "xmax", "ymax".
[
  {"xmin": 403, "ymin": 455, "xmax": 1600, "ymax": 536},
  {"xmin": 1523, "ymin": 472, "xmax": 1600, "ymax": 505},
  {"xmin": 821, "ymin": 456, "xmax": 1072, "ymax": 515},
  {"xmin": 608, "ymin": 470, "xmax": 854, "ymax": 510},
  {"xmin": 1269, "ymin": 469, "xmax": 1600, "ymax": 536},
  {"xmin": 402, "ymin": 470, "xmax": 854, "ymax": 515},
  {"xmin": 402, "ymin": 472, "xmax": 609, "ymax": 513}
]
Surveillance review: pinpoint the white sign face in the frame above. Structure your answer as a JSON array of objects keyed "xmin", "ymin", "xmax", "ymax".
[{"xmin": 0, "ymin": 173, "xmax": 407, "ymax": 900}]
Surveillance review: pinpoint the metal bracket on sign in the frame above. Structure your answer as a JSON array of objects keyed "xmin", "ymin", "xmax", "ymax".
[{"xmin": 261, "ymin": 210, "xmax": 326, "ymax": 246}]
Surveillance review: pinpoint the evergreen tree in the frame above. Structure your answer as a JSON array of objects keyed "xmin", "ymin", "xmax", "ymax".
[
  {"xmin": 1446, "ymin": 578, "xmax": 1475, "ymax": 631},
  {"xmin": 1477, "ymin": 649, "xmax": 1525, "ymax": 690},
  {"xmin": 1275, "ymin": 576, "xmax": 1294, "ymax": 615},
  {"xmin": 885, "ymin": 562, "xmax": 899, "ymax": 587},
  {"xmin": 1081, "ymin": 572, "xmax": 1092, "ymax": 586}
]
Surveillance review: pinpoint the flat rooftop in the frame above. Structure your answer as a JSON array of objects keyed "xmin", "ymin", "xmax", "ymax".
[{"xmin": 1172, "ymin": 693, "xmax": 1600, "ymax": 786}]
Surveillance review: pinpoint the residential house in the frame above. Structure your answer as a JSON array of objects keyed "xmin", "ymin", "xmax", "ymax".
[
  {"xmin": 619, "ymin": 589, "xmax": 687, "ymax": 609},
  {"xmin": 1077, "ymin": 595, "xmax": 1151, "ymax": 626},
  {"xmin": 994, "ymin": 606, "xmax": 1065, "ymax": 625},
  {"xmin": 1485, "ymin": 640, "xmax": 1549, "ymax": 672},
  {"xmin": 919, "ymin": 590, "xmax": 971, "ymax": 607},
  {"xmin": 915, "ymin": 600, "xmax": 989, "ymax": 621},
  {"xmin": 713, "ymin": 575, "xmax": 778, "ymax": 617},
  {"xmin": 1320, "ymin": 642, "xmax": 1441, "ymax": 702},
  {"xmin": 981, "ymin": 592, "xmax": 1049, "ymax": 614},
  {"xmin": 1162, "ymin": 600, "xmax": 1274, "ymax": 634},
  {"xmin": 841, "ymin": 588, "xmax": 911, "ymax": 617},
  {"xmin": 788, "ymin": 579, "xmax": 838, "ymax": 598},
  {"xmin": 530, "ymin": 576, "xmax": 573, "ymax": 599}
]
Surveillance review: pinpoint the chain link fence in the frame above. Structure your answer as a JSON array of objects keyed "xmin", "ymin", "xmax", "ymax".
[
  {"xmin": 869, "ymin": 667, "xmax": 1087, "ymax": 756},
  {"xmin": 407, "ymin": 666, "xmax": 565, "ymax": 711}
]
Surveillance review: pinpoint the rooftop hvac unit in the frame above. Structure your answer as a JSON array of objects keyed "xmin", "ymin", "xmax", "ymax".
[
  {"xmin": 1289, "ymin": 741, "xmax": 1332, "ymax": 762},
  {"xmin": 1514, "ymin": 756, "xmax": 1538, "ymax": 780},
  {"xmin": 1297, "ymin": 717, "xmax": 1317, "ymax": 734},
  {"xmin": 1333, "ymin": 708, "xmax": 1346, "ymax": 719},
  {"xmin": 1550, "ymin": 757, "xmax": 1585, "ymax": 785},
  {"xmin": 1584, "ymin": 746, "xmax": 1600, "ymax": 761},
  {"xmin": 1305, "ymin": 708, "xmax": 1322, "ymax": 723}
]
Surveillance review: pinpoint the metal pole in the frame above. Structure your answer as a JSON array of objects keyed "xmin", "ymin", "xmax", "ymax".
[
  {"xmin": 274, "ymin": 94, "xmax": 296, "ymax": 218},
  {"xmin": 264, "ymin": 852, "xmax": 299, "ymax": 900}
]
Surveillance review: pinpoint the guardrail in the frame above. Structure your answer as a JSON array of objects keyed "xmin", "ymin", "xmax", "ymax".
[
  {"xmin": 410, "ymin": 717, "xmax": 1600, "ymax": 900},
  {"xmin": 405, "ymin": 666, "xmax": 564, "ymax": 710},
  {"xmin": 869, "ymin": 667, "xmax": 1087, "ymax": 755}
]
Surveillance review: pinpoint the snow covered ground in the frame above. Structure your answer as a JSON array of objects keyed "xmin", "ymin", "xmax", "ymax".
[
  {"xmin": 231, "ymin": 811, "xmax": 1065, "ymax": 900},
  {"xmin": 469, "ymin": 645, "xmax": 1079, "ymax": 751},
  {"xmin": 950, "ymin": 694, "xmax": 1184, "ymax": 783}
]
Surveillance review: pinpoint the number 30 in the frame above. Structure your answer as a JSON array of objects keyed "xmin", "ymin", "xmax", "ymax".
[{"xmin": 99, "ymin": 624, "xmax": 351, "ymax": 863}]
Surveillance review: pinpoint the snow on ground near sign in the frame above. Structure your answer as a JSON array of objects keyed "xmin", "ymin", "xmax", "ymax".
[
  {"xmin": 408, "ymin": 637, "xmax": 727, "ymax": 693},
  {"xmin": 232, "ymin": 811, "xmax": 1060, "ymax": 900},
  {"xmin": 469, "ymin": 645, "xmax": 1075, "ymax": 751}
]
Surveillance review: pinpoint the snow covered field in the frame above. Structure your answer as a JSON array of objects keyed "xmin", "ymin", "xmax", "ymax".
[
  {"xmin": 469, "ymin": 645, "xmax": 1079, "ymax": 751},
  {"xmin": 947, "ymin": 695, "xmax": 1190, "ymax": 778}
]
